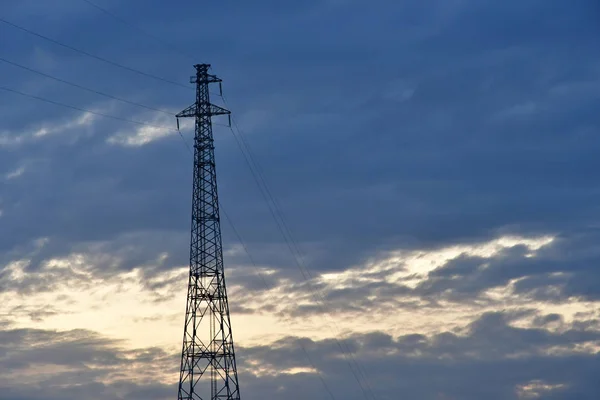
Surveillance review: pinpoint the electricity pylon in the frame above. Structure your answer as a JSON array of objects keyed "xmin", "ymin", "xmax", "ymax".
[{"xmin": 175, "ymin": 64, "xmax": 240, "ymax": 400}]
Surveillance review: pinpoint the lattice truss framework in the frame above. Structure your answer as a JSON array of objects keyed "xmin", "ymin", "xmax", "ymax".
[{"xmin": 176, "ymin": 64, "xmax": 240, "ymax": 400}]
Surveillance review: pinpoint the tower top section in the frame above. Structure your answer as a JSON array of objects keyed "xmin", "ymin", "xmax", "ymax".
[
  {"xmin": 194, "ymin": 63, "xmax": 210, "ymax": 70},
  {"xmin": 177, "ymin": 64, "xmax": 229, "ymax": 122},
  {"xmin": 189, "ymin": 63, "xmax": 221, "ymax": 85}
]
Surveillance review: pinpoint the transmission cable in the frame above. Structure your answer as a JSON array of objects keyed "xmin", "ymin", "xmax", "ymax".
[
  {"xmin": 174, "ymin": 126, "xmax": 337, "ymax": 400},
  {"xmin": 225, "ymin": 122, "xmax": 378, "ymax": 400},
  {"xmin": 0, "ymin": 56, "xmax": 176, "ymax": 116},
  {"xmin": 220, "ymin": 94, "xmax": 379, "ymax": 400},
  {"xmin": 221, "ymin": 208, "xmax": 337, "ymax": 400},
  {"xmin": 0, "ymin": 85, "xmax": 176, "ymax": 130},
  {"xmin": 0, "ymin": 17, "xmax": 191, "ymax": 90}
]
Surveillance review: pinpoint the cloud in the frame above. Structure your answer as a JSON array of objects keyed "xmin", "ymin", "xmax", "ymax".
[
  {"xmin": 415, "ymin": 230, "xmax": 600, "ymax": 301},
  {"xmin": 107, "ymin": 124, "xmax": 173, "ymax": 146},
  {"xmin": 2, "ymin": 309, "xmax": 600, "ymax": 400},
  {"xmin": 106, "ymin": 116, "xmax": 192, "ymax": 147},
  {"xmin": 3, "ymin": 166, "xmax": 26, "ymax": 180},
  {"xmin": 0, "ymin": 111, "xmax": 95, "ymax": 149},
  {"xmin": 2, "ymin": 0, "xmax": 600, "ymax": 399},
  {"xmin": 236, "ymin": 310, "xmax": 600, "ymax": 400},
  {"xmin": 0, "ymin": 326, "xmax": 177, "ymax": 400},
  {"xmin": 2, "ymin": 0, "xmax": 600, "ymax": 279},
  {"xmin": 3, "ymin": 228, "xmax": 600, "ymax": 355}
]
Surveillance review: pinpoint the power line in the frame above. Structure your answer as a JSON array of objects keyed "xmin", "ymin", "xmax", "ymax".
[
  {"xmin": 0, "ymin": 17, "xmax": 191, "ymax": 90},
  {"xmin": 0, "ymin": 85, "xmax": 175, "ymax": 131},
  {"xmin": 220, "ymin": 94, "xmax": 379, "ymax": 400},
  {"xmin": 0, "ymin": 56, "xmax": 176, "ymax": 116},
  {"xmin": 1, "ymin": 83, "xmax": 193, "ymax": 154},
  {"xmin": 177, "ymin": 143, "xmax": 337, "ymax": 400},
  {"xmin": 220, "ymin": 207, "xmax": 337, "ymax": 400},
  {"xmin": 231, "ymin": 116, "xmax": 380, "ymax": 399},
  {"xmin": 0, "ymin": 84, "xmax": 234, "ymax": 153},
  {"xmin": 226, "ymin": 124, "xmax": 378, "ymax": 400},
  {"xmin": 173, "ymin": 109, "xmax": 338, "ymax": 400},
  {"xmin": 79, "ymin": 0, "xmax": 197, "ymax": 61}
]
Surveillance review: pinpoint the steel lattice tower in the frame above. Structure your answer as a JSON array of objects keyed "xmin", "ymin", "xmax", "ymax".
[{"xmin": 175, "ymin": 64, "xmax": 240, "ymax": 400}]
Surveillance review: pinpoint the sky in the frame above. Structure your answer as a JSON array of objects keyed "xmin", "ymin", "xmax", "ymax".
[{"xmin": 1, "ymin": 0, "xmax": 600, "ymax": 399}]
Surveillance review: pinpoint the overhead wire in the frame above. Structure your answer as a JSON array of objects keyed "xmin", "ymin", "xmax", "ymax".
[
  {"xmin": 221, "ymin": 209, "xmax": 338, "ymax": 400},
  {"xmin": 0, "ymin": 56, "xmax": 177, "ymax": 116},
  {"xmin": 0, "ymin": 17, "xmax": 192, "ymax": 90},
  {"xmin": 171, "ymin": 120, "xmax": 338, "ymax": 400},
  {"xmin": 0, "ymin": 85, "xmax": 176, "ymax": 131},
  {"xmin": 0, "ymin": 85, "xmax": 226, "ymax": 147},
  {"xmin": 0, "ymin": 66, "xmax": 225, "ymax": 148},
  {"xmin": 219, "ymin": 94, "xmax": 379, "ymax": 400},
  {"xmin": 225, "ymin": 123, "xmax": 377, "ymax": 400}
]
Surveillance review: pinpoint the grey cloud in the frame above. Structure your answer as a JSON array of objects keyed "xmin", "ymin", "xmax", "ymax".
[
  {"xmin": 1, "ymin": 0, "xmax": 599, "ymax": 281},
  {"xmin": 237, "ymin": 310, "xmax": 600, "ymax": 400},
  {"xmin": 0, "ymin": 328, "xmax": 121, "ymax": 370},
  {"xmin": 1, "ymin": 310, "xmax": 600, "ymax": 399},
  {"xmin": 415, "ymin": 230, "xmax": 600, "ymax": 301},
  {"xmin": 0, "ymin": 326, "xmax": 178, "ymax": 400}
]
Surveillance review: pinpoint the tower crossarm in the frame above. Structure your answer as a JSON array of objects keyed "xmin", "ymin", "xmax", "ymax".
[{"xmin": 176, "ymin": 103, "xmax": 231, "ymax": 119}]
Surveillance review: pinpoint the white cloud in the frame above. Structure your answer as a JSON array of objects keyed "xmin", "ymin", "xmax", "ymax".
[
  {"xmin": 516, "ymin": 380, "xmax": 568, "ymax": 399},
  {"xmin": 107, "ymin": 118, "xmax": 193, "ymax": 147},
  {"xmin": 3, "ymin": 166, "xmax": 26, "ymax": 180},
  {"xmin": 0, "ymin": 111, "xmax": 96, "ymax": 148},
  {"xmin": 35, "ymin": 112, "xmax": 95, "ymax": 138},
  {"xmin": 2, "ymin": 231, "xmax": 600, "ymax": 388},
  {"xmin": 107, "ymin": 125, "xmax": 173, "ymax": 147}
]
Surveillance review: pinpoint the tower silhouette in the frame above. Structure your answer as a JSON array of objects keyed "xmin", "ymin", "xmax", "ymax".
[{"xmin": 175, "ymin": 64, "xmax": 240, "ymax": 400}]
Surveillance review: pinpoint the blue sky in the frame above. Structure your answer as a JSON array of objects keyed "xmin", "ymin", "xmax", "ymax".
[{"xmin": 1, "ymin": 0, "xmax": 600, "ymax": 399}]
